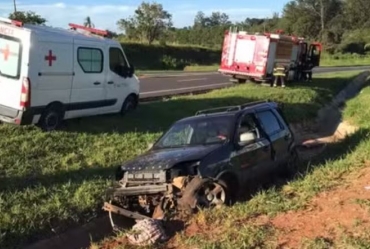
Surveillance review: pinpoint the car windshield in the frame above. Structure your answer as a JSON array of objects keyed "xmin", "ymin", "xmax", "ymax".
[{"xmin": 154, "ymin": 116, "xmax": 234, "ymax": 149}]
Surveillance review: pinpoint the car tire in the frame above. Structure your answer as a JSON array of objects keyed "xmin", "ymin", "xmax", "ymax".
[
  {"xmin": 38, "ymin": 105, "xmax": 64, "ymax": 132},
  {"xmin": 179, "ymin": 177, "xmax": 231, "ymax": 211},
  {"xmin": 216, "ymin": 178, "xmax": 232, "ymax": 205},
  {"xmin": 120, "ymin": 95, "xmax": 137, "ymax": 116}
]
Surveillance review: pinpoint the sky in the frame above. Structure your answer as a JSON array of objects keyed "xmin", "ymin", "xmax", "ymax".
[{"xmin": 0, "ymin": 0, "xmax": 289, "ymax": 32}]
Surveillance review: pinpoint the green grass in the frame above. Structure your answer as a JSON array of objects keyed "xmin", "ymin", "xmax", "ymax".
[
  {"xmin": 320, "ymin": 53, "xmax": 370, "ymax": 67},
  {"xmin": 121, "ymin": 42, "xmax": 370, "ymax": 72},
  {"xmin": 0, "ymin": 70, "xmax": 365, "ymax": 248}
]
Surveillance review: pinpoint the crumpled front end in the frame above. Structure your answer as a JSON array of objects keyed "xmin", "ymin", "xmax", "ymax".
[{"xmin": 103, "ymin": 168, "xmax": 190, "ymax": 222}]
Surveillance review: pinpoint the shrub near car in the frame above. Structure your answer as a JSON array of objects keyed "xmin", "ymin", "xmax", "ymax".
[
  {"xmin": 104, "ymin": 100, "xmax": 298, "ymax": 227},
  {"xmin": 0, "ymin": 18, "xmax": 139, "ymax": 131}
]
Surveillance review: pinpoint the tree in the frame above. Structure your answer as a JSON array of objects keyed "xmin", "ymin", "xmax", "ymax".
[
  {"xmin": 344, "ymin": 0, "xmax": 370, "ymax": 29},
  {"xmin": 193, "ymin": 11, "xmax": 231, "ymax": 28},
  {"xmin": 281, "ymin": 0, "xmax": 342, "ymax": 40},
  {"xmin": 117, "ymin": 1, "xmax": 172, "ymax": 44},
  {"xmin": 9, "ymin": 11, "xmax": 46, "ymax": 25},
  {"xmin": 84, "ymin": 16, "xmax": 94, "ymax": 28}
]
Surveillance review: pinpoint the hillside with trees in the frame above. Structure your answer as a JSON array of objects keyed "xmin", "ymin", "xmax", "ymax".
[{"xmin": 7, "ymin": 0, "xmax": 370, "ymax": 70}]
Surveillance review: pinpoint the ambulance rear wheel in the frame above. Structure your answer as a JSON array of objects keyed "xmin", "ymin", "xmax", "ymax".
[{"xmin": 38, "ymin": 105, "xmax": 64, "ymax": 132}]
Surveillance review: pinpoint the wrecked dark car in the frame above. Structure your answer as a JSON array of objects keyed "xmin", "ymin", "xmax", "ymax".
[{"xmin": 103, "ymin": 100, "xmax": 298, "ymax": 227}]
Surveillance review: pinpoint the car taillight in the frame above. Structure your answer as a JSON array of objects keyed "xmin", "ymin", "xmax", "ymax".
[{"xmin": 20, "ymin": 77, "xmax": 31, "ymax": 108}]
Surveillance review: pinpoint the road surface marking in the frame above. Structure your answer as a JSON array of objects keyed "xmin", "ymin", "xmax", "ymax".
[
  {"xmin": 141, "ymin": 82, "xmax": 232, "ymax": 95},
  {"xmin": 177, "ymin": 78, "xmax": 207, "ymax": 82}
]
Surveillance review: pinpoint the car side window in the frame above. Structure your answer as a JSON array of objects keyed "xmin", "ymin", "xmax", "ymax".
[
  {"xmin": 109, "ymin": 47, "xmax": 129, "ymax": 77},
  {"xmin": 236, "ymin": 113, "xmax": 261, "ymax": 142},
  {"xmin": 256, "ymin": 110, "xmax": 282, "ymax": 135},
  {"xmin": 77, "ymin": 47, "xmax": 103, "ymax": 73}
]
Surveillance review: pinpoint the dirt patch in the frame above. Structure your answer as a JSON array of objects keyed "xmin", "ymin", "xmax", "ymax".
[
  {"xmin": 97, "ymin": 237, "xmax": 130, "ymax": 249},
  {"xmin": 269, "ymin": 164, "xmax": 370, "ymax": 248}
]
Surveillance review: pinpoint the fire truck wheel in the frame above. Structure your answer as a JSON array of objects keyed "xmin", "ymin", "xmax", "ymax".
[{"xmin": 237, "ymin": 79, "xmax": 246, "ymax": 84}]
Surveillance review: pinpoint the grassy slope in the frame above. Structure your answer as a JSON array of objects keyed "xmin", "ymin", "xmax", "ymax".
[
  {"xmin": 121, "ymin": 43, "xmax": 370, "ymax": 73},
  {"xmin": 0, "ymin": 70, "xmax": 364, "ymax": 248}
]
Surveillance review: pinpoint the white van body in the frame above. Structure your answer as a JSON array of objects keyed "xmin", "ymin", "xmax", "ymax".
[{"xmin": 0, "ymin": 18, "xmax": 139, "ymax": 130}]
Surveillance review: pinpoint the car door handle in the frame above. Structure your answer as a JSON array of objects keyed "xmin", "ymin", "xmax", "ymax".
[
  {"xmin": 93, "ymin": 82, "xmax": 101, "ymax": 85},
  {"xmin": 107, "ymin": 81, "xmax": 114, "ymax": 84}
]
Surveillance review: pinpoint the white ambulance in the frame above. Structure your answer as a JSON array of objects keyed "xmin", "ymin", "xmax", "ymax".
[{"xmin": 0, "ymin": 18, "xmax": 140, "ymax": 131}]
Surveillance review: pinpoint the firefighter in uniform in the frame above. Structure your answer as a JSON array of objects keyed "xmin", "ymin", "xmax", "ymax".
[{"xmin": 273, "ymin": 63, "xmax": 287, "ymax": 88}]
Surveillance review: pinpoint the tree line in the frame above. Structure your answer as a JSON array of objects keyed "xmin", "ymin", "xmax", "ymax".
[{"xmin": 7, "ymin": 0, "xmax": 370, "ymax": 54}]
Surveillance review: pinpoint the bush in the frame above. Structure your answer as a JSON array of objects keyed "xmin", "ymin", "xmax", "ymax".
[
  {"xmin": 364, "ymin": 43, "xmax": 370, "ymax": 53},
  {"xmin": 120, "ymin": 43, "xmax": 221, "ymax": 70},
  {"xmin": 339, "ymin": 42, "xmax": 366, "ymax": 54}
]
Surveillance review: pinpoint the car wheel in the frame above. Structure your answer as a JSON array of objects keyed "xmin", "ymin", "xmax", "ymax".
[
  {"xmin": 178, "ymin": 177, "xmax": 230, "ymax": 211},
  {"xmin": 38, "ymin": 106, "xmax": 64, "ymax": 132},
  {"xmin": 120, "ymin": 95, "xmax": 137, "ymax": 116}
]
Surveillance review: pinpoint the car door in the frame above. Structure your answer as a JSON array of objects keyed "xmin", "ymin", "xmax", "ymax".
[
  {"xmin": 255, "ymin": 108, "xmax": 291, "ymax": 167},
  {"xmin": 70, "ymin": 40, "xmax": 107, "ymax": 117},
  {"xmin": 105, "ymin": 46, "xmax": 135, "ymax": 112},
  {"xmin": 230, "ymin": 111, "xmax": 274, "ymax": 188},
  {"xmin": 308, "ymin": 43, "xmax": 322, "ymax": 67}
]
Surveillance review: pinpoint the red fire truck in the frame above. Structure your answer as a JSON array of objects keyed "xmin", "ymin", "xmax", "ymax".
[{"xmin": 218, "ymin": 28, "xmax": 322, "ymax": 84}]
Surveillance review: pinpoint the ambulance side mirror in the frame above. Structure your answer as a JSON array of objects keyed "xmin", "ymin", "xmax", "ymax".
[
  {"xmin": 128, "ymin": 64, "xmax": 135, "ymax": 77},
  {"xmin": 119, "ymin": 65, "xmax": 135, "ymax": 78}
]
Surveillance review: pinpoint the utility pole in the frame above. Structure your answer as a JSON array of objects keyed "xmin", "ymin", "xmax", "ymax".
[{"xmin": 13, "ymin": 0, "xmax": 17, "ymax": 13}]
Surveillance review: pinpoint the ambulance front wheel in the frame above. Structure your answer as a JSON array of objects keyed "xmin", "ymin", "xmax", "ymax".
[
  {"xmin": 120, "ymin": 94, "xmax": 138, "ymax": 116},
  {"xmin": 38, "ymin": 104, "xmax": 64, "ymax": 132}
]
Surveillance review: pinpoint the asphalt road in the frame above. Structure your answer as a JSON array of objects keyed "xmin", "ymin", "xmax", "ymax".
[{"xmin": 139, "ymin": 66, "xmax": 370, "ymax": 99}]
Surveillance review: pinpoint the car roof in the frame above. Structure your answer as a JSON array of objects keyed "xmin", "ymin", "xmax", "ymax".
[
  {"xmin": 175, "ymin": 101, "xmax": 278, "ymax": 123},
  {"xmin": 23, "ymin": 23, "xmax": 119, "ymax": 45}
]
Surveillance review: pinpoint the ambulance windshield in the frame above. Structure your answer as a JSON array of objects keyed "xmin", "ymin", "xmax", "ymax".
[{"xmin": 0, "ymin": 35, "xmax": 21, "ymax": 79}]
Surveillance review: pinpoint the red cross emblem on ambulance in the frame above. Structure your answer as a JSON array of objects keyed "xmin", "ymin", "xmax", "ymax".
[
  {"xmin": 45, "ymin": 50, "xmax": 57, "ymax": 66},
  {"xmin": 0, "ymin": 44, "xmax": 18, "ymax": 61}
]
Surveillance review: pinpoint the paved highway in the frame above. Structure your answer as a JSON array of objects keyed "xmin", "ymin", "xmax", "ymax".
[{"xmin": 139, "ymin": 66, "xmax": 370, "ymax": 99}]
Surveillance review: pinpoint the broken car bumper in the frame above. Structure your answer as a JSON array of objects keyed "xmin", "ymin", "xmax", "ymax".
[{"xmin": 106, "ymin": 183, "xmax": 173, "ymax": 197}]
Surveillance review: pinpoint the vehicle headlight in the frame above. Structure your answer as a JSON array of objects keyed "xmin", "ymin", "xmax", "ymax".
[{"xmin": 115, "ymin": 166, "xmax": 125, "ymax": 181}]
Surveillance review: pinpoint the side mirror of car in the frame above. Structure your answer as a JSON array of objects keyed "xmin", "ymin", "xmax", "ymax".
[
  {"xmin": 121, "ymin": 64, "xmax": 135, "ymax": 78},
  {"xmin": 129, "ymin": 64, "xmax": 135, "ymax": 76},
  {"xmin": 239, "ymin": 132, "xmax": 256, "ymax": 146}
]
